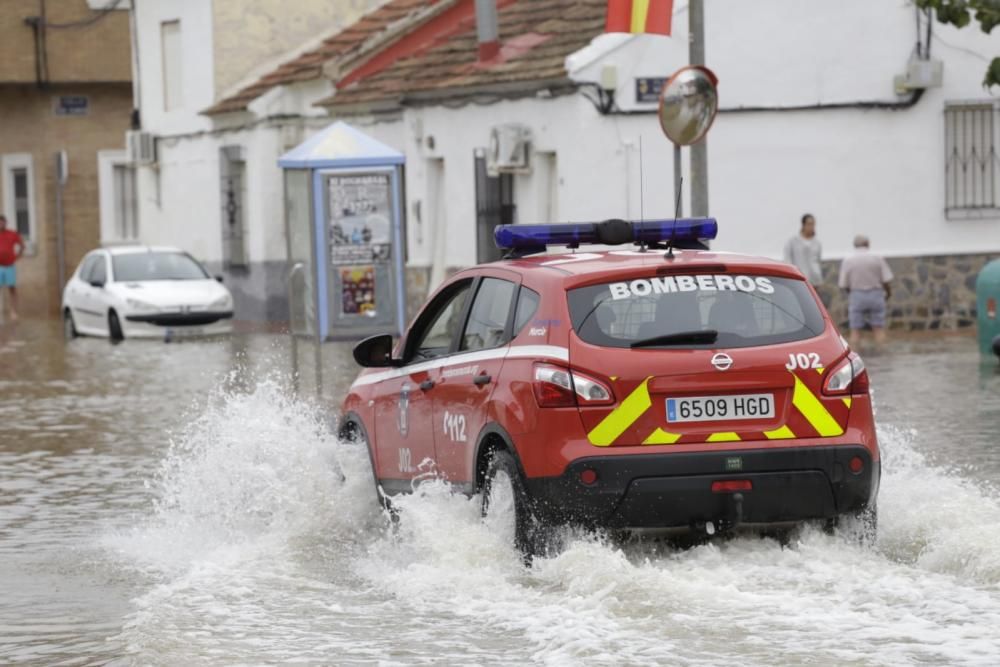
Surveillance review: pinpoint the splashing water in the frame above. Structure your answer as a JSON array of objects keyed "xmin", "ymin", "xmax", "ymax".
[{"xmin": 105, "ymin": 378, "xmax": 1000, "ymax": 666}]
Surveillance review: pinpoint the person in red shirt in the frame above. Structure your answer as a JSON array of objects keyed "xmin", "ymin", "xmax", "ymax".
[{"xmin": 0, "ymin": 215, "xmax": 25, "ymax": 321}]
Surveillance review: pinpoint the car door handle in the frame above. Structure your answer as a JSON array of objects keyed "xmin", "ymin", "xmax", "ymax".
[
  {"xmin": 472, "ymin": 373, "xmax": 492, "ymax": 386},
  {"xmin": 419, "ymin": 379, "xmax": 435, "ymax": 391}
]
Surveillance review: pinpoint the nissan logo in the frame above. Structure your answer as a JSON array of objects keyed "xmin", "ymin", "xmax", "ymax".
[{"xmin": 711, "ymin": 353, "xmax": 733, "ymax": 371}]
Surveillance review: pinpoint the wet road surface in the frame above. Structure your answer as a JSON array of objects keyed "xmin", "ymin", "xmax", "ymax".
[{"xmin": 1, "ymin": 321, "xmax": 999, "ymax": 666}]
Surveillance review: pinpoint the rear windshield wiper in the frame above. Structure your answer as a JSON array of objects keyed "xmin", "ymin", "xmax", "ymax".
[{"xmin": 630, "ymin": 329, "xmax": 719, "ymax": 348}]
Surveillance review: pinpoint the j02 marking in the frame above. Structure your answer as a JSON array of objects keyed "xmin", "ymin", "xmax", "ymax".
[
  {"xmin": 398, "ymin": 447, "xmax": 413, "ymax": 473},
  {"xmin": 785, "ymin": 352, "xmax": 821, "ymax": 370}
]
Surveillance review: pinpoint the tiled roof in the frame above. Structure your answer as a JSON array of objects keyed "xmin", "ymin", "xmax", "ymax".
[
  {"xmin": 203, "ymin": 0, "xmax": 447, "ymax": 115},
  {"xmin": 320, "ymin": 0, "xmax": 607, "ymax": 110}
]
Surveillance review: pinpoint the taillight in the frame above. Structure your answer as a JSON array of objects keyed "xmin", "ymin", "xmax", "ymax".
[
  {"xmin": 533, "ymin": 363, "xmax": 614, "ymax": 407},
  {"xmin": 711, "ymin": 480, "xmax": 752, "ymax": 493},
  {"xmin": 823, "ymin": 353, "xmax": 869, "ymax": 395}
]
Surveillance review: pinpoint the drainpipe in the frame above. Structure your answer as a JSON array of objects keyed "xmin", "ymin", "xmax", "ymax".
[{"xmin": 474, "ymin": 0, "xmax": 500, "ymax": 62}]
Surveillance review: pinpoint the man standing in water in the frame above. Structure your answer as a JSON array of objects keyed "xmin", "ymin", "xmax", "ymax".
[
  {"xmin": 839, "ymin": 234, "xmax": 894, "ymax": 345},
  {"xmin": 0, "ymin": 215, "xmax": 25, "ymax": 321},
  {"xmin": 783, "ymin": 214, "xmax": 825, "ymax": 301}
]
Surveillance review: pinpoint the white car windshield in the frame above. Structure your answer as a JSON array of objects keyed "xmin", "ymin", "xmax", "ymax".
[{"xmin": 112, "ymin": 252, "xmax": 209, "ymax": 282}]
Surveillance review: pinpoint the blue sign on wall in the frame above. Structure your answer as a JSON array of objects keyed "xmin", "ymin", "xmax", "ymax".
[{"xmin": 635, "ymin": 78, "xmax": 667, "ymax": 104}]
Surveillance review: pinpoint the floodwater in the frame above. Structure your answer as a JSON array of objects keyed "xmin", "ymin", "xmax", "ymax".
[{"xmin": 1, "ymin": 320, "xmax": 1000, "ymax": 666}]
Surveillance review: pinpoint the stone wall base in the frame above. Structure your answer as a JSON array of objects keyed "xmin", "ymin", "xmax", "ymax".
[
  {"xmin": 224, "ymin": 253, "xmax": 996, "ymax": 335},
  {"xmin": 818, "ymin": 251, "xmax": 994, "ymax": 332}
]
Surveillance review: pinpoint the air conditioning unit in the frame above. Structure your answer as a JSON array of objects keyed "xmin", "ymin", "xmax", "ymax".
[
  {"xmin": 487, "ymin": 124, "xmax": 531, "ymax": 175},
  {"xmin": 126, "ymin": 130, "xmax": 157, "ymax": 165}
]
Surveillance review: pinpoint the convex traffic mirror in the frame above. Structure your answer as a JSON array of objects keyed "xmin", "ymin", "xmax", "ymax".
[{"xmin": 658, "ymin": 65, "xmax": 719, "ymax": 146}]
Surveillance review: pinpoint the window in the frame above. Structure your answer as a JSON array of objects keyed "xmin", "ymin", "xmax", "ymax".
[
  {"xmin": 474, "ymin": 149, "xmax": 515, "ymax": 263},
  {"xmin": 945, "ymin": 101, "xmax": 1000, "ymax": 218},
  {"xmin": 513, "ymin": 287, "xmax": 540, "ymax": 335},
  {"xmin": 2, "ymin": 153, "xmax": 36, "ymax": 251},
  {"xmin": 410, "ymin": 281, "xmax": 473, "ymax": 360},
  {"xmin": 78, "ymin": 255, "xmax": 100, "ymax": 282},
  {"xmin": 568, "ymin": 274, "xmax": 825, "ymax": 349},
  {"xmin": 90, "ymin": 255, "xmax": 107, "ymax": 285},
  {"xmin": 113, "ymin": 164, "xmax": 138, "ymax": 239},
  {"xmin": 461, "ymin": 278, "xmax": 517, "ymax": 351},
  {"xmin": 112, "ymin": 252, "xmax": 209, "ymax": 282},
  {"xmin": 220, "ymin": 146, "xmax": 248, "ymax": 268},
  {"xmin": 161, "ymin": 20, "xmax": 183, "ymax": 111}
]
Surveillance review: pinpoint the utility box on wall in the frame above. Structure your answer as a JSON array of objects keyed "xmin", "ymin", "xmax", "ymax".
[{"xmin": 279, "ymin": 121, "xmax": 406, "ymax": 341}]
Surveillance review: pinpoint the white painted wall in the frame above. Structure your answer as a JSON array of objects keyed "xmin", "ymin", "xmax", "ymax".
[
  {"xmin": 133, "ymin": 0, "xmax": 1000, "ymax": 314},
  {"xmin": 345, "ymin": 0, "xmax": 1000, "ymax": 274},
  {"xmin": 132, "ymin": 0, "xmax": 215, "ymax": 137}
]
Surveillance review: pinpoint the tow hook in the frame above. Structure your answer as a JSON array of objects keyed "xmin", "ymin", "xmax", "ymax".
[{"xmin": 731, "ymin": 492, "xmax": 744, "ymax": 526}]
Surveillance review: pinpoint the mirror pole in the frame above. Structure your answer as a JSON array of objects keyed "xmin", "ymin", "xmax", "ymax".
[
  {"xmin": 673, "ymin": 144, "xmax": 683, "ymax": 218},
  {"xmin": 689, "ymin": 0, "xmax": 709, "ymax": 216}
]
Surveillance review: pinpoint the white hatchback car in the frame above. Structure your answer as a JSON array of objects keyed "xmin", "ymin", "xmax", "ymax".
[{"xmin": 62, "ymin": 246, "xmax": 234, "ymax": 340}]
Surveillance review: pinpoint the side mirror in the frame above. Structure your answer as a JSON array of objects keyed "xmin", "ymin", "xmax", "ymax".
[
  {"xmin": 89, "ymin": 279, "xmax": 105, "ymax": 289},
  {"xmin": 215, "ymin": 275, "xmax": 224, "ymax": 283},
  {"xmin": 352, "ymin": 333, "xmax": 400, "ymax": 368}
]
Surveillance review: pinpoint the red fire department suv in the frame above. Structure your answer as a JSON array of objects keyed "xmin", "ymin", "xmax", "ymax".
[{"xmin": 341, "ymin": 219, "xmax": 879, "ymax": 554}]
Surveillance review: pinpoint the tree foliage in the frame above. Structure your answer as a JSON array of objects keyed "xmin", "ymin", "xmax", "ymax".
[{"xmin": 915, "ymin": 0, "xmax": 1000, "ymax": 87}]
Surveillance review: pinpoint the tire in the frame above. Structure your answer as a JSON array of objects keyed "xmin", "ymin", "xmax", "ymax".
[
  {"xmin": 481, "ymin": 450, "xmax": 547, "ymax": 561},
  {"xmin": 108, "ymin": 310, "xmax": 124, "ymax": 341},
  {"xmin": 63, "ymin": 309, "xmax": 78, "ymax": 340},
  {"xmin": 833, "ymin": 503, "xmax": 878, "ymax": 547},
  {"xmin": 340, "ymin": 418, "xmax": 393, "ymax": 515}
]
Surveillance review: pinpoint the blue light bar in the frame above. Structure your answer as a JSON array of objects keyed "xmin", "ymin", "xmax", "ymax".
[{"xmin": 494, "ymin": 218, "xmax": 717, "ymax": 250}]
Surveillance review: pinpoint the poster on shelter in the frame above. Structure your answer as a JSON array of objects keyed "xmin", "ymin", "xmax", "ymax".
[
  {"xmin": 340, "ymin": 266, "xmax": 377, "ymax": 317},
  {"xmin": 327, "ymin": 173, "xmax": 393, "ymax": 265}
]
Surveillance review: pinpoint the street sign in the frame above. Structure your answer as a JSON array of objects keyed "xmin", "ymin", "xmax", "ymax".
[
  {"xmin": 635, "ymin": 77, "xmax": 666, "ymax": 104},
  {"xmin": 54, "ymin": 96, "xmax": 89, "ymax": 116}
]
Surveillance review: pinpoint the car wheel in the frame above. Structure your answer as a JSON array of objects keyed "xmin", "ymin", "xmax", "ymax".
[
  {"xmin": 832, "ymin": 503, "xmax": 878, "ymax": 547},
  {"xmin": 340, "ymin": 419, "xmax": 394, "ymax": 516},
  {"xmin": 481, "ymin": 450, "xmax": 547, "ymax": 561},
  {"xmin": 108, "ymin": 310, "xmax": 124, "ymax": 341},
  {"xmin": 63, "ymin": 309, "xmax": 78, "ymax": 340}
]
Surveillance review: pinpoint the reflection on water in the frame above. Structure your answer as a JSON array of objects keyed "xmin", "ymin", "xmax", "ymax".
[{"xmin": 1, "ymin": 321, "xmax": 999, "ymax": 665}]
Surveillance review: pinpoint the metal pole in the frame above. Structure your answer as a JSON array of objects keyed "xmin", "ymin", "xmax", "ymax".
[
  {"xmin": 689, "ymin": 0, "xmax": 709, "ymax": 216},
  {"xmin": 673, "ymin": 144, "xmax": 683, "ymax": 217},
  {"xmin": 54, "ymin": 152, "xmax": 66, "ymax": 295}
]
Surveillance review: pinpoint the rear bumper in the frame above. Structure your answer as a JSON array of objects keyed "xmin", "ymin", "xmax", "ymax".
[{"xmin": 524, "ymin": 445, "xmax": 879, "ymax": 530}]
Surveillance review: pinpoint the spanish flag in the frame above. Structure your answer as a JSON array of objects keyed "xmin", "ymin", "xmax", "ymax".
[{"xmin": 606, "ymin": 0, "xmax": 673, "ymax": 36}]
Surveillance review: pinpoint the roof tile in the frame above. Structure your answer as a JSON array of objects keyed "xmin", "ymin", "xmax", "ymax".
[
  {"xmin": 322, "ymin": 0, "xmax": 606, "ymax": 109},
  {"xmin": 203, "ymin": 0, "xmax": 449, "ymax": 115}
]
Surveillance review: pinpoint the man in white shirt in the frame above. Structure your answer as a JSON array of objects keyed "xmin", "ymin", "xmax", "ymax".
[
  {"xmin": 838, "ymin": 235, "xmax": 894, "ymax": 345},
  {"xmin": 783, "ymin": 213, "xmax": 823, "ymax": 287}
]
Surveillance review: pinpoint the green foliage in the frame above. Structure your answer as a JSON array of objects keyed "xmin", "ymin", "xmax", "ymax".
[{"xmin": 915, "ymin": 0, "xmax": 1000, "ymax": 86}]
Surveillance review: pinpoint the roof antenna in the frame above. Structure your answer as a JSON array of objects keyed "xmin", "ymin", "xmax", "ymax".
[
  {"xmin": 665, "ymin": 175, "xmax": 683, "ymax": 260},
  {"xmin": 638, "ymin": 135, "xmax": 646, "ymax": 252}
]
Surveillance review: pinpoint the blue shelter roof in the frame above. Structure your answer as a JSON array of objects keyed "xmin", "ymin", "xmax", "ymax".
[{"xmin": 278, "ymin": 121, "xmax": 404, "ymax": 168}]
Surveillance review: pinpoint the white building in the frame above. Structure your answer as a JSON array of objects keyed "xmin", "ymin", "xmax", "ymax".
[
  {"xmin": 157, "ymin": 0, "xmax": 1000, "ymax": 330},
  {"xmin": 126, "ymin": 0, "xmax": 383, "ymax": 320}
]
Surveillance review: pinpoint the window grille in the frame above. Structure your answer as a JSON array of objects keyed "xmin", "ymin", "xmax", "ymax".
[{"xmin": 945, "ymin": 101, "xmax": 1000, "ymax": 217}]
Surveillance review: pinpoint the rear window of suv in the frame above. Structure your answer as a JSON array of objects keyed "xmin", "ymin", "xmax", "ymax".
[{"xmin": 568, "ymin": 273, "xmax": 825, "ymax": 349}]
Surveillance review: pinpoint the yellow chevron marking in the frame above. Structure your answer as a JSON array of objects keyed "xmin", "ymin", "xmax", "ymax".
[
  {"xmin": 815, "ymin": 367, "xmax": 825, "ymax": 375},
  {"xmin": 610, "ymin": 376, "xmax": 618, "ymax": 381},
  {"xmin": 587, "ymin": 377, "xmax": 652, "ymax": 446},
  {"xmin": 843, "ymin": 397, "xmax": 852, "ymax": 408},
  {"xmin": 792, "ymin": 375, "xmax": 844, "ymax": 437},
  {"xmin": 630, "ymin": 0, "xmax": 651, "ymax": 32},
  {"xmin": 706, "ymin": 432, "xmax": 741, "ymax": 442},
  {"xmin": 642, "ymin": 428, "xmax": 681, "ymax": 445},
  {"xmin": 764, "ymin": 424, "xmax": 796, "ymax": 440}
]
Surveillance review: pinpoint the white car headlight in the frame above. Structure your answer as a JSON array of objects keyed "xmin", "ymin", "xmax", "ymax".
[
  {"xmin": 209, "ymin": 294, "xmax": 233, "ymax": 310},
  {"xmin": 125, "ymin": 298, "xmax": 159, "ymax": 312}
]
